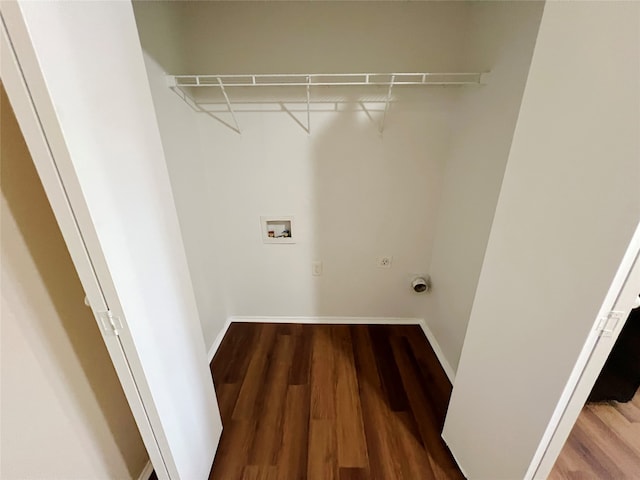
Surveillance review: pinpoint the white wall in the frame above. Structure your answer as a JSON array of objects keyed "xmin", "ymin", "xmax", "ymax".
[
  {"xmin": 0, "ymin": 85, "xmax": 148, "ymax": 480},
  {"xmin": 142, "ymin": 52, "xmax": 229, "ymax": 349},
  {"xmin": 443, "ymin": 2, "xmax": 640, "ymax": 478},
  {"xmin": 134, "ymin": 2, "xmax": 229, "ymax": 348},
  {"xmin": 143, "ymin": 61, "xmax": 454, "ymax": 323},
  {"xmin": 174, "ymin": 2, "xmax": 471, "ymax": 74},
  {"xmin": 199, "ymin": 100, "xmax": 453, "ymax": 319},
  {"xmin": 426, "ymin": 1, "xmax": 544, "ymax": 373}
]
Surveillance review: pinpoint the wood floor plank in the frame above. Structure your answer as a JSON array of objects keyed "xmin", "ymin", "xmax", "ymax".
[
  {"xmin": 277, "ymin": 385, "xmax": 310, "ymax": 480},
  {"xmin": 401, "ymin": 326, "xmax": 452, "ymax": 420},
  {"xmin": 278, "ymin": 324, "xmax": 294, "ymax": 336},
  {"xmin": 552, "ymin": 388, "xmax": 640, "ymax": 478},
  {"xmin": 209, "ymin": 420, "xmax": 253, "ymax": 480},
  {"xmin": 547, "ymin": 461, "xmax": 567, "ymax": 480},
  {"xmin": 390, "ymin": 334, "xmax": 460, "ymax": 480},
  {"xmin": 351, "ymin": 325, "xmax": 404, "ymax": 480},
  {"xmin": 215, "ymin": 382, "xmax": 242, "ymax": 426},
  {"xmin": 333, "ymin": 326, "xmax": 368, "ymax": 468},
  {"xmin": 232, "ymin": 324, "xmax": 277, "ymax": 420},
  {"xmin": 310, "ymin": 326, "xmax": 336, "ymax": 420},
  {"xmin": 396, "ymin": 334, "xmax": 447, "ymax": 431},
  {"xmin": 565, "ymin": 472, "xmax": 602, "ymax": 480},
  {"xmin": 368, "ymin": 325, "xmax": 409, "ymax": 412},
  {"xmin": 392, "ymin": 411, "xmax": 437, "ymax": 480},
  {"xmin": 211, "ymin": 322, "xmax": 240, "ymax": 378},
  {"xmin": 289, "ymin": 325, "xmax": 313, "ymax": 385},
  {"xmin": 551, "ymin": 435, "xmax": 601, "ymax": 480},
  {"xmin": 242, "ymin": 466, "xmax": 278, "ymax": 480},
  {"xmin": 210, "ymin": 323, "xmax": 464, "ymax": 480},
  {"xmin": 614, "ymin": 398, "xmax": 640, "ymax": 423},
  {"xmin": 308, "ymin": 419, "xmax": 337, "ymax": 480},
  {"xmin": 338, "ymin": 467, "xmax": 369, "ymax": 480},
  {"xmin": 579, "ymin": 407, "xmax": 640, "ymax": 471},
  {"xmin": 569, "ymin": 421, "xmax": 626, "ymax": 479},
  {"xmin": 248, "ymin": 333, "xmax": 294, "ymax": 465},
  {"xmin": 349, "ymin": 325, "xmax": 381, "ymax": 388},
  {"xmin": 212, "ymin": 323, "xmax": 257, "ymax": 384},
  {"xmin": 588, "ymin": 404, "xmax": 640, "ymax": 457}
]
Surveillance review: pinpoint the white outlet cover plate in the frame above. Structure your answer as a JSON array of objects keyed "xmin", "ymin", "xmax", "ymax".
[{"xmin": 312, "ymin": 261, "xmax": 323, "ymax": 276}]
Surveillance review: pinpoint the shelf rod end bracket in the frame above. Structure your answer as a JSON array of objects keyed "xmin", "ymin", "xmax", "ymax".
[
  {"xmin": 479, "ymin": 72, "xmax": 492, "ymax": 85},
  {"xmin": 166, "ymin": 75, "xmax": 177, "ymax": 88}
]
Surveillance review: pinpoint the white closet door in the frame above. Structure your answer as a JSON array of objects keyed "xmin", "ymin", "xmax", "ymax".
[{"xmin": 0, "ymin": 2, "xmax": 222, "ymax": 479}]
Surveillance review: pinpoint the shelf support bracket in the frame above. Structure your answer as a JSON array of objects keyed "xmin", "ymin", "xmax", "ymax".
[
  {"xmin": 379, "ymin": 74, "xmax": 395, "ymax": 135},
  {"xmin": 167, "ymin": 76, "xmax": 201, "ymax": 113},
  {"xmin": 306, "ymin": 76, "xmax": 311, "ymax": 135},
  {"xmin": 168, "ymin": 76, "xmax": 241, "ymax": 134},
  {"xmin": 217, "ymin": 77, "xmax": 242, "ymax": 134}
]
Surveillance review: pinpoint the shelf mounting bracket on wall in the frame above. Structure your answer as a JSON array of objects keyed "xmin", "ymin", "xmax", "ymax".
[
  {"xmin": 306, "ymin": 75, "xmax": 311, "ymax": 135},
  {"xmin": 379, "ymin": 74, "xmax": 396, "ymax": 135},
  {"xmin": 167, "ymin": 72, "xmax": 488, "ymax": 135},
  {"xmin": 216, "ymin": 77, "xmax": 241, "ymax": 134},
  {"xmin": 166, "ymin": 75, "xmax": 242, "ymax": 133}
]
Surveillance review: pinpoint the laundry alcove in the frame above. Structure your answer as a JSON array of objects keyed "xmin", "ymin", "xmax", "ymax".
[
  {"xmin": 132, "ymin": 1, "xmax": 544, "ymax": 374},
  {"xmin": 5, "ymin": 1, "xmax": 639, "ymax": 479},
  {"xmin": 127, "ymin": 3, "xmax": 640, "ymax": 479}
]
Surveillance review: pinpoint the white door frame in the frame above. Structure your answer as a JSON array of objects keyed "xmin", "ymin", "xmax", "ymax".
[
  {"xmin": 526, "ymin": 220, "xmax": 640, "ymax": 479},
  {"xmin": 1, "ymin": 8, "xmax": 173, "ymax": 479}
]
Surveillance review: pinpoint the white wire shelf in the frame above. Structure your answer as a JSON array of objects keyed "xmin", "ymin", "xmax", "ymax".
[{"xmin": 166, "ymin": 72, "xmax": 488, "ymax": 134}]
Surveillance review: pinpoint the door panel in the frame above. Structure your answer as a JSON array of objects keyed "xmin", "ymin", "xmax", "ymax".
[
  {"xmin": 529, "ymin": 226, "xmax": 640, "ymax": 479},
  {"xmin": 0, "ymin": 2, "xmax": 223, "ymax": 479}
]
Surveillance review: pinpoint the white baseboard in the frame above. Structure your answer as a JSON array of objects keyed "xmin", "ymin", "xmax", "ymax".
[
  {"xmin": 229, "ymin": 315, "xmax": 425, "ymax": 325},
  {"xmin": 208, "ymin": 318, "xmax": 233, "ymax": 364},
  {"xmin": 442, "ymin": 433, "xmax": 469, "ymax": 479},
  {"xmin": 207, "ymin": 315, "xmax": 455, "ymax": 384},
  {"xmin": 136, "ymin": 460, "xmax": 153, "ymax": 480},
  {"xmin": 417, "ymin": 319, "xmax": 456, "ymax": 383}
]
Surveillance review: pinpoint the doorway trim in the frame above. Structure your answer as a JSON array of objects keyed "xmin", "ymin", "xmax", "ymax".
[{"xmin": 525, "ymin": 220, "xmax": 640, "ymax": 479}]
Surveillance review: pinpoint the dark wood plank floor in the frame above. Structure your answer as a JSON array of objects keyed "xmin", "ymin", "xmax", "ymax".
[
  {"xmin": 550, "ymin": 389, "xmax": 640, "ymax": 479},
  {"xmin": 208, "ymin": 323, "xmax": 464, "ymax": 480}
]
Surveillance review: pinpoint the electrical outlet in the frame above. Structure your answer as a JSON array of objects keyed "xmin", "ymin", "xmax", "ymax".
[
  {"xmin": 378, "ymin": 256, "xmax": 392, "ymax": 268},
  {"xmin": 312, "ymin": 261, "xmax": 323, "ymax": 276}
]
